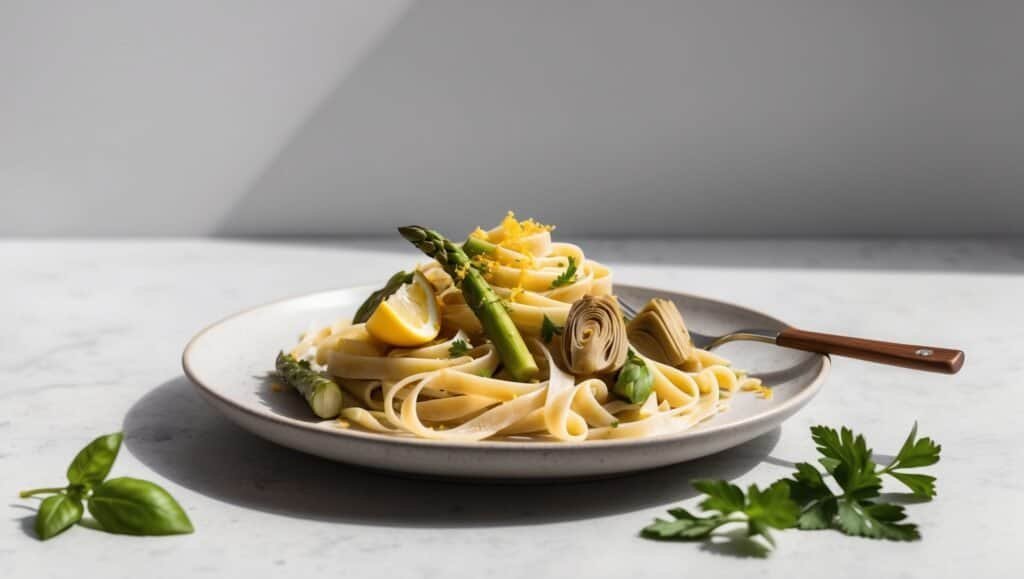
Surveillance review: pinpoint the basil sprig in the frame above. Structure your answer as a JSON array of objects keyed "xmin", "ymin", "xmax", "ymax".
[{"xmin": 19, "ymin": 432, "xmax": 193, "ymax": 540}]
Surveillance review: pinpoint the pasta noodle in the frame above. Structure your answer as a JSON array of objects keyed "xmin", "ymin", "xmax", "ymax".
[{"xmin": 286, "ymin": 213, "xmax": 767, "ymax": 441}]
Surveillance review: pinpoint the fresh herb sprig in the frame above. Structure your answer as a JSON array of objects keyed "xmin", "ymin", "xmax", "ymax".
[
  {"xmin": 643, "ymin": 480, "xmax": 799, "ymax": 546},
  {"xmin": 19, "ymin": 433, "xmax": 193, "ymax": 540},
  {"xmin": 448, "ymin": 339, "xmax": 471, "ymax": 358},
  {"xmin": 549, "ymin": 256, "xmax": 578, "ymax": 288},
  {"xmin": 540, "ymin": 315, "xmax": 564, "ymax": 343},
  {"xmin": 642, "ymin": 422, "xmax": 940, "ymax": 551},
  {"xmin": 786, "ymin": 423, "xmax": 939, "ymax": 540}
]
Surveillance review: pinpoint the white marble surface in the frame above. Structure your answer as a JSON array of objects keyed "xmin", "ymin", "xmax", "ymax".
[{"xmin": 2, "ymin": 238, "xmax": 1021, "ymax": 578}]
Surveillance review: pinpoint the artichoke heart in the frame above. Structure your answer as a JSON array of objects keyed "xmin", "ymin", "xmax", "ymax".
[
  {"xmin": 626, "ymin": 298, "xmax": 694, "ymax": 366},
  {"xmin": 560, "ymin": 295, "xmax": 629, "ymax": 375}
]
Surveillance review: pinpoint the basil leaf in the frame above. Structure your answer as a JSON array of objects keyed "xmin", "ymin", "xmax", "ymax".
[
  {"xmin": 88, "ymin": 477, "xmax": 194, "ymax": 535},
  {"xmin": 66, "ymin": 432, "xmax": 123, "ymax": 487},
  {"xmin": 36, "ymin": 493, "xmax": 84, "ymax": 540}
]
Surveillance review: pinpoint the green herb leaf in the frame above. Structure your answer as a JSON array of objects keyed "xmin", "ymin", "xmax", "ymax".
[
  {"xmin": 641, "ymin": 508, "xmax": 727, "ymax": 540},
  {"xmin": 643, "ymin": 422, "xmax": 941, "ymax": 552},
  {"xmin": 693, "ymin": 480, "xmax": 746, "ymax": 514},
  {"xmin": 745, "ymin": 481, "xmax": 800, "ymax": 531},
  {"xmin": 448, "ymin": 339, "xmax": 471, "ymax": 358},
  {"xmin": 613, "ymin": 350, "xmax": 653, "ymax": 404},
  {"xmin": 881, "ymin": 422, "xmax": 941, "ymax": 498},
  {"xmin": 644, "ymin": 481, "xmax": 799, "ymax": 547},
  {"xmin": 35, "ymin": 493, "xmax": 84, "ymax": 540},
  {"xmin": 888, "ymin": 422, "xmax": 942, "ymax": 469},
  {"xmin": 836, "ymin": 499, "xmax": 920, "ymax": 541},
  {"xmin": 88, "ymin": 477, "xmax": 194, "ymax": 536},
  {"xmin": 888, "ymin": 472, "xmax": 937, "ymax": 499},
  {"xmin": 540, "ymin": 315, "xmax": 564, "ymax": 343},
  {"xmin": 810, "ymin": 425, "xmax": 881, "ymax": 499},
  {"xmin": 352, "ymin": 270, "xmax": 414, "ymax": 323},
  {"xmin": 66, "ymin": 432, "xmax": 123, "ymax": 488},
  {"xmin": 786, "ymin": 462, "xmax": 837, "ymax": 530},
  {"xmin": 549, "ymin": 256, "xmax": 578, "ymax": 288}
]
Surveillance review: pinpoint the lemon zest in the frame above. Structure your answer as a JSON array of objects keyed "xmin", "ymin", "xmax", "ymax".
[{"xmin": 508, "ymin": 285, "xmax": 525, "ymax": 303}]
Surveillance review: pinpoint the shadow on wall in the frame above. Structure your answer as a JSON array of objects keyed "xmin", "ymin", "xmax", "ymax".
[
  {"xmin": 216, "ymin": 0, "xmax": 1023, "ymax": 238},
  {"xmin": 123, "ymin": 377, "xmax": 781, "ymax": 527}
]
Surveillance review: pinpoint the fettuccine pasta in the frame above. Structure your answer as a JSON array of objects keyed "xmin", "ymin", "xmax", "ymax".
[{"xmin": 282, "ymin": 213, "xmax": 768, "ymax": 442}]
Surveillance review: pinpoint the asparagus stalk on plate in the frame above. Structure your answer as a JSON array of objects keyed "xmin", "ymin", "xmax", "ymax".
[
  {"xmin": 275, "ymin": 352, "xmax": 343, "ymax": 418},
  {"xmin": 398, "ymin": 226, "xmax": 539, "ymax": 382},
  {"xmin": 461, "ymin": 235, "xmax": 497, "ymax": 258}
]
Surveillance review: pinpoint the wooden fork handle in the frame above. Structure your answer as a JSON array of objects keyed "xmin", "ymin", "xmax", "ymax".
[{"xmin": 776, "ymin": 327, "xmax": 964, "ymax": 374}]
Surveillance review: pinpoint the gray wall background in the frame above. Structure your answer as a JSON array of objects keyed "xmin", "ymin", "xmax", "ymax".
[{"xmin": 1, "ymin": 0, "xmax": 1021, "ymax": 237}]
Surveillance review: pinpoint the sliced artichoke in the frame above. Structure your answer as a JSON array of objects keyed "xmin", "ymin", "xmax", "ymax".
[
  {"xmin": 626, "ymin": 298, "xmax": 694, "ymax": 366},
  {"xmin": 560, "ymin": 295, "xmax": 629, "ymax": 375}
]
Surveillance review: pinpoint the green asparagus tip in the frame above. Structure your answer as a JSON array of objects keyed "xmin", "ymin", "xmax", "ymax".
[{"xmin": 397, "ymin": 226, "xmax": 428, "ymax": 242}]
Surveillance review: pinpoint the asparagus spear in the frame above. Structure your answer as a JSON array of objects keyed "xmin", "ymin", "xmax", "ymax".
[
  {"xmin": 462, "ymin": 236, "xmax": 497, "ymax": 258},
  {"xmin": 398, "ymin": 226, "xmax": 539, "ymax": 381},
  {"xmin": 352, "ymin": 270, "xmax": 414, "ymax": 323},
  {"xmin": 275, "ymin": 352, "xmax": 343, "ymax": 418}
]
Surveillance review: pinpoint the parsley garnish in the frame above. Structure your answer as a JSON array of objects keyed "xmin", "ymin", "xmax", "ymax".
[
  {"xmin": 642, "ymin": 422, "xmax": 940, "ymax": 552},
  {"xmin": 540, "ymin": 315, "xmax": 564, "ymax": 343},
  {"xmin": 643, "ymin": 480, "xmax": 798, "ymax": 547},
  {"xmin": 786, "ymin": 423, "xmax": 939, "ymax": 540},
  {"xmin": 549, "ymin": 256, "xmax": 578, "ymax": 288},
  {"xmin": 448, "ymin": 339, "xmax": 471, "ymax": 358}
]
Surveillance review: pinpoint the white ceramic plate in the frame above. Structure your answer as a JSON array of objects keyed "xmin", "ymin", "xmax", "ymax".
[{"xmin": 183, "ymin": 285, "xmax": 829, "ymax": 480}]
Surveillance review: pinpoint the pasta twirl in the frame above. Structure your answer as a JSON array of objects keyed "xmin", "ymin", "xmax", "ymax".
[{"xmin": 284, "ymin": 213, "xmax": 768, "ymax": 441}]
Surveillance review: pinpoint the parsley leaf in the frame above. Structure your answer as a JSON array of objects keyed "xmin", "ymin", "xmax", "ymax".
[
  {"xmin": 694, "ymin": 480, "xmax": 746, "ymax": 514},
  {"xmin": 786, "ymin": 423, "xmax": 938, "ymax": 541},
  {"xmin": 786, "ymin": 462, "xmax": 837, "ymax": 530},
  {"xmin": 836, "ymin": 499, "xmax": 920, "ymax": 541},
  {"xmin": 879, "ymin": 421, "xmax": 941, "ymax": 498},
  {"xmin": 540, "ymin": 315, "xmax": 564, "ymax": 343},
  {"xmin": 448, "ymin": 339, "xmax": 471, "ymax": 358},
  {"xmin": 642, "ymin": 480, "xmax": 798, "ymax": 548},
  {"xmin": 810, "ymin": 425, "xmax": 881, "ymax": 499},
  {"xmin": 648, "ymin": 422, "xmax": 941, "ymax": 553},
  {"xmin": 549, "ymin": 256, "xmax": 578, "ymax": 288},
  {"xmin": 643, "ymin": 508, "xmax": 727, "ymax": 540}
]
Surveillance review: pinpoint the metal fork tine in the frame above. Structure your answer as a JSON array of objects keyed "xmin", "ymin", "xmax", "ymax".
[{"xmin": 617, "ymin": 295, "xmax": 638, "ymax": 319}]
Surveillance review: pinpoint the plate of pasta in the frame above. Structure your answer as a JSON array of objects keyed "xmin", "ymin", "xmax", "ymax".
[{"xmin": 183, "ymin": 214, "xmax": 829, "ymax": 479}]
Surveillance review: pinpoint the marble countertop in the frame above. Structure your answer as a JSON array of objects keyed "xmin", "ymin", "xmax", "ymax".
[{"xmin": 2, "ymin": 238, "xmax": 1021, "ymax": 578}]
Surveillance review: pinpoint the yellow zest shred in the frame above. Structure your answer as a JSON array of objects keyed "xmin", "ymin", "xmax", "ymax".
[
  {"xmin": 470, "ymin": 226, "xmax": 490, "ymax": 240},
  {"xmin": 471, "ymin": 254, "xmax": 495, "ymax": 273},
  {"xmin": 454, "ymin": 263, "xmax": 470, "ymax": 281},
  {"xmin": 496, "ymin": 211, "xmax": 554, "ymax": 254},
  {"xmin": 508, "ymin": 285, "xmax": 525, "ymax": 303}
]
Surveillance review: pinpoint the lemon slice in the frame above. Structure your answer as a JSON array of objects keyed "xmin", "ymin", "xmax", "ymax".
[{"xmin": 365, "ymin": 271, "xmax": 441, "ymax": 346}]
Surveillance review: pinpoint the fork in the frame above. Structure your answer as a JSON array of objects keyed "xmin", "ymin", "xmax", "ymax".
[{"xmin": 617, "ymin": 297, "xmax": 964, "ymax": 374}]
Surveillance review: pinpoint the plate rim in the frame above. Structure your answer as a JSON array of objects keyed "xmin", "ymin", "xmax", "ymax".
[{"xmin": 182, "ymin": 284, "xmax": 830, "ymax": 451}]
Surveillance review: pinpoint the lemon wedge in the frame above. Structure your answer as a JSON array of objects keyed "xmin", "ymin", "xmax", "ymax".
[{"xmin": 365, "ymin": 271, "xmax": 440, "ymax": 346}]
